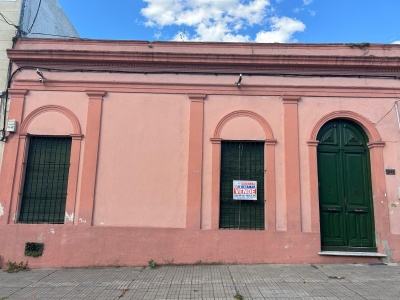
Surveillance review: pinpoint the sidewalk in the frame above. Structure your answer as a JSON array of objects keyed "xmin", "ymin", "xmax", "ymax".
[{"xmin": 0, "ymin": 263, "xmax": 399, "ymax": 299}]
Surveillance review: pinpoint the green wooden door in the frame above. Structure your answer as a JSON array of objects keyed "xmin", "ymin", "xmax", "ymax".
[{"xmin": 317, "ymin": 120, "xmax": 376, "ymax": 252}]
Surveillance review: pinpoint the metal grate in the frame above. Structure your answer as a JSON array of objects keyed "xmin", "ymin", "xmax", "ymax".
[
  {"xmin": 19, "ymin": 136, "xmax": 71, "ymax": 224},
  {"xmin": 219, "ymin": 141, "xmax": 265, "ymax": 230}
]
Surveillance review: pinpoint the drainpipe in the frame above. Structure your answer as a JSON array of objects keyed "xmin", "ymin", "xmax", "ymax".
[{"xmin": 395, "ymin": 101, "xmax": 400, "ymax": 130}]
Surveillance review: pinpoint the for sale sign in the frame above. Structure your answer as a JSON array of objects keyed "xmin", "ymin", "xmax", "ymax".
[{"xmin": 233, "ymin": 180, "xmax": 257, "ymax": 200}]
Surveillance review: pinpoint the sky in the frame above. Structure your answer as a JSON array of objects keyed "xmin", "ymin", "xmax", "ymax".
[{"xmin": 57, "ymin": 0, "xmax": 400, "ymax": 44}]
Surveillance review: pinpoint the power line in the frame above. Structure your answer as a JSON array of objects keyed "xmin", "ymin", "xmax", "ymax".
[
  {"xmin": 28, "ymin": 32, "xmax": 80, "ymax": 39},
  {"xmin": 0, "ymin": 12, "xmax": 19, "ymax": 29},
  {"xmin": 26, "ymin": 0, "xmax": 42, "ymax": 34},
  {"xmin": 2, "ymin": 65, "xmax": 400, "ymax": 140},
  {"xmin": 373, "ymin": 100, "xmax": 400, "ymax": 125}
]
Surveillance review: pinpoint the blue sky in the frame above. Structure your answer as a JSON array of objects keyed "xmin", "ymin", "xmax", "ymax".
[{"xmin": 58, "ymin": 0, "xmax": 400, "ymax": 44}]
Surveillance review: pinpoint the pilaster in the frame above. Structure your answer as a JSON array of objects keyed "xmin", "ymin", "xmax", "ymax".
[
  {"xmin": 78, "ymin": 91, "xmax": 106, "ymax": 225},
  {"xmin": 282, "ymin": 95, "xmax": 301, "ymax": 232},
  {"xmin": 186, "ymin": 94, "xmax": 206, "ymax": 229}
]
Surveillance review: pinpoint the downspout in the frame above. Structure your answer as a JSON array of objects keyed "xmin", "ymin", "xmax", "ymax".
[{"xmin": 395, "ymin": 101, "xmax": 400, "ymax": 130}]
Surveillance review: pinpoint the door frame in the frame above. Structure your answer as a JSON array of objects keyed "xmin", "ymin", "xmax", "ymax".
[
  {"xmin": 307, "ymin": 111, "xmax": 390, "ymax": 252},
  {"xmin": 316, "ymin": 119, "xmax": 375, "ymax": 251}
]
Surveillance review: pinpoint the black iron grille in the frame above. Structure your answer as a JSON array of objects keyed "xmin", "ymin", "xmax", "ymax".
[
  {"xmin": 19, "ymin": 136, "xmax": 71, "ymax": 224},
  {"xmin": 219, "ymin": 141, "xmax": 265, "ymax": 230}
]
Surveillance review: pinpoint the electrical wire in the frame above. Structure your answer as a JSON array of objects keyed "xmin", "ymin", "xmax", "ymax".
[
  {"xmin": 26, "ymin": 0, "xmax": 42, "ymax": 34},
  {"xmin": 0, "ymin": 12, "xmax": 19, "ymax": 29},
  {"xmin": 5, "ymin": 66, "xmax": 400, "ymax": 80},
  {"xmin": 2, "ymin": 65, "xmax": 400, "ymax": 140},
  {"xmin": 0, "ymin": 30, "xmax": 19, "ymax": 142},
  {"xmin": 373, "ymin": 100, "xmax": 400, "ymax": 125},
  {"xmin": 0, "ymin": 67, "xmax": 23, "ymax": 142},
  {"xmin": 28, "ymin": 32, "xmax": 80, "ymax": 39}
]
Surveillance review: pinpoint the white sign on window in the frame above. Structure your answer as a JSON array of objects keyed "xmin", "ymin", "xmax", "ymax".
[{"xmin": 233, "ymin": 180, "xmax": 257, "ymax": 200}]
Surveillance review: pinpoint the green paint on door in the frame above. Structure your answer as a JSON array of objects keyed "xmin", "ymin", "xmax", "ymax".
[{"xmin": 317, "ymin": 120, "xmax": 376, "ymax": 252}]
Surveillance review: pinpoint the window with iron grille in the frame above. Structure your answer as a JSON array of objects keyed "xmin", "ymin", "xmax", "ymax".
[
  {"xmin": 19, "ymin": 136, "xmax": 72, "ymax": 224},
  {"xmin": 219, "ymin": 140, "xmax": 265, "ymax": 230}
]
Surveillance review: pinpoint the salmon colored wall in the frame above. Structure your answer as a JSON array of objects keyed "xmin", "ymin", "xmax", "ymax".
[
  {"xmin": 27, "ymin": 112, "xmax": 73, "ymax": 135},
  {"xmin": 220, "ymin": 117, "xmax": 266, "ymax": 140},
  {"xmin": 22, "ymin": 91, "xmax": 88, "ymax": 133},
  {"xmin": 0, "ymin": 225, "xmax": 383, "ymax": 268},
  {"xmin": 1, "ymin": 39, "xmax": 400, "ymax": 268},
  {"xmin": 94, "ymin": 93, "xmax": 190, "ymax": 228}
]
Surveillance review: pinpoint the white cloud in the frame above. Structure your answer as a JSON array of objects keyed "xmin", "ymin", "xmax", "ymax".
[
  {"xmin": 255, "ymin": 16, "xmax": 305, "ymax": 43},
  {"xmin": 142, "ymin": 0, "xmax": 270, "ymax": 27},
  {"xmin": 141, "ymin": 0, "xmax": 305, "ymax": 43},
  {"xmin": 303, "ymin": 0, "xmax": 313, "ymax": 5},
  {"xmin": 392, "ymin": 41, "xmax": 400, "ymax": 44}
]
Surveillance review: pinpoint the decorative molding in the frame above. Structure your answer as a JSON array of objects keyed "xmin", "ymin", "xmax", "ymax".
[
  {"xmin": 307, "ymin": 140, "xmax": 319, "ymax": 147},
  {"xmin": 188, "ymin": 94, "xmax": 207, "ymax": 102},
  {"xmin": 8, "ymin": 49, "xmax": 400, "ymax": 73},
  {"xmin": 368, "ymin": 141, "xmax": 386, "ymax": 149},
  {"xmin": 265, "ymin": 139, "xmax": 278, "ymax": 146},
  {"xmin": 20, "ymin": 105, "xmax": 82, "ymax": 135},
  {"xmin": 11, "ymin": 79, "xmax": 400, "ymax": 99},
  {"xmin": 86, "ymin": 90, "xmax": 106, "ymax": 99},
  {"xmin": 309, "ymin": 110, "xmax": 382, "ymax": 143},
  {"xmin": 210, "ymin": 137, "xmax": 222, "ymax": 144},
  {"xmin": 282, "ymin": 95, "xmax": 301, "ymax": 104},
  {"xmin": 8, "ymin": 89, "xmax": 28, "ymax": 97},
  {"xmin": 213, "ymin": 110, "xmax": 274, "ymax": 140},
  {"xmin": 70, "ymin": 134, "xmax": 84, "ymax": 140}
]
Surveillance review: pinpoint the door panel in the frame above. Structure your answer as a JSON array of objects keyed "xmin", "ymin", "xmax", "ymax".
[
  {"xmin": 318, "ymin": 150, "xmax": 346, "ymax": 246},
  {"xmin": 317, "ymin": 120, "xmax": 375, "ymax": 252},
  {"xmin": 320, "ymin": 211, "xmax": 346, "ymax": 246},
  {"xmin": 344, "ymin": 152, "xmax": 370, "ymax": 210}
]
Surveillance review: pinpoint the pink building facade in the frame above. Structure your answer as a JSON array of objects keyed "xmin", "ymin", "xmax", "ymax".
[{"xmin": 1, "ymin": 39, "xmax": 400, "ymax": 267}]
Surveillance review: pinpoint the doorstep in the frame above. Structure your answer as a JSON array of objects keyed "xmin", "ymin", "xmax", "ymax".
[{"xmin": 319, "ymin": 251, "xmax": 386, "ymax": 257}]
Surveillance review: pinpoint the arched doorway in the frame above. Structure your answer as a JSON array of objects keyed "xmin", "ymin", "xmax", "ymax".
[{"xmin": 317, "ymin": 119, "xmax": 376, "ymax": 252}]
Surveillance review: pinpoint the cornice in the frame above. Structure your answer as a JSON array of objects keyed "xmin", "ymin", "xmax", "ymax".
[
  {"xmin": 14, "ymin": 38, "xmax": 400, "ymax": 52},
  {"xmin": 7, "ymin": 49, "xmax": 400, "ymax": 74}
]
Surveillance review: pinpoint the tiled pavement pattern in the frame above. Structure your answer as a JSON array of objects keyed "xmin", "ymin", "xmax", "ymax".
[{"xmin": 0, "ymin": 263, "xmax": 399, "ymax": 299}]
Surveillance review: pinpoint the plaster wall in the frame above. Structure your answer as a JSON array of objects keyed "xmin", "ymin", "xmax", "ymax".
[
  {"xmin": 94, "ymin": 93, "xmax": 189, "ymax": 228},
  {"xmin": 2, "ymin": 40, "xmax": 400, "ymax": 268},
  {"xmin": 22, "ymin": 91, "xmax": 88, "ymax": 131}
]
